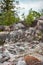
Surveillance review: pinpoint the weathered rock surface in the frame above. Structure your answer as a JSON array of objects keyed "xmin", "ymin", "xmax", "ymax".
[
  {"xmin": 0, "ymin": 17, "xmax": 43, "ymax": 65},
  {"xmin": 37, "ymin": 16, "xmax": 43, "ymax": 32}
]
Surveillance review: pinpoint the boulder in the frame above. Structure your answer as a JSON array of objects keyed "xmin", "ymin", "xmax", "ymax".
[
  {"xmin": 4, "ymin": 26, "xmax": 10, "ymax": 31},
  {"xmin": 0, "ymin": 49, "xmax": 10, "ymax": 63},
  {"xmin": 17, "ymin": 56, "xmax": 42, "ymax": 65},
  {"xmin": 24, "ymin": 56, "xmax": 42, "ymax": 65},
  {"xmin": 39, "ymin": 42, "xmax": 43, "ymax": 50},
  {"xmin": 10, "ymin": 31, "xmax": 19, "ymax": 41},
  {"xmin": 37, "ymin": 20, "xmax": 43, "ymax": 31},
  {"xmin": 0, "ymin": 25, "xmax": 5, "ymax": 31},
  {"xmin": 39, "ymin": 16, "xmax": 43, "ymax": 20},
  {"xmin": 17, "ymin": 58, "xmax": 26, "ymax": 65},
  {"xmin": 37, "ymin": 16, "xmax": 43, "ymax": 32},
  {"xmin": 10, "ymin": 29, "xmax": 25, "ymax": 42},
  {"xmin": 13, "ymin": 23, "xmax": 25, "ymax": 30},
  {"xmin": 0, "ymin": 32, "xmax": 10, "ymax": 42}
]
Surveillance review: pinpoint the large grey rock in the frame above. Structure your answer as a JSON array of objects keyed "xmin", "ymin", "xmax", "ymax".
[
  {"xmin": 0, "ymin": 49, "xmax": 10, "ymax": 63},
  {"xmin": 26, "ymin": 35, "xmax": 33, "ymax": 42},
  {"xmin": 0, "ymin": 25, "xmax": 5, "ymax": 31},
  {"xmin": 4, "ymin": 26, "xmax": 10, "ymax": 31},
  {"xmin": 17, "ymin": 58, "xmax": 26, "ymax": 65},
  {"xmin": 39, "ymin": 42, "xmax": 43, "ymax": 50},
  {"xmin": 39, "ymin": 16, "xmax": 43, "ymax": 20},
  {"xmin": 25, "ymin": 27, "xmax": 35, "ymax": 36},
  {"xmin": 0, "ymin": 32, "xmax": 10, "ymax": 42},
  {"xmin": 37, "ymin": 20, "xmax": 43, "ymax": 31},
  {"xmin": 9, "ymin": 23, "xmax": 25, "ymax": 31},
  {"xmin": 13, "ymin": 23, "xmax": 25, "ymax": 30},
  {"xmin": 37, "ymin": 16, "xmax": 43, "ymax": 32},
  {"xmin": 15, "ymin": 23, "xmax": 25, "ymax": 28},
  {"xmin": 10, "ymin": 31, "xmax": 19, "ymax": 41},
  {"xmin": 10, "ymin": 29, "xmax": 25, "ymax": 42}
]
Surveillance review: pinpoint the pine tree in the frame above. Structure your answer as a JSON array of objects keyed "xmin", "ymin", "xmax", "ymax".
[
  {"xmin": 1, "ymin": 0, "xmax": 14, "ymax": 12},
  {"xmin": 25, "ymin": 9, "xmax": 41, "ymax": 26},
  {"xmin": 0, "ymin": 0, "xmax": 19, "ymax": 25}
]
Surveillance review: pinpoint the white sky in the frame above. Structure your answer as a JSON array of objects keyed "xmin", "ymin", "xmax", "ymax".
[
  {"xmin": 13, "ymin": 0, "xmax": 43, "ymax": 19},
  {"xmin": 0, "ymin": 0, "xmax": 43, "ymax": 19}
]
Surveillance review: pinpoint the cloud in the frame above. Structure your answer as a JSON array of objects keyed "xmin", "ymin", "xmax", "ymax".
[
  {"xmin": 13, "ymin": 0, "xmax": 43, "ymax": 19},
  {"xmin": 19, "ymin": 1, "xmax": 43, "ymax": 10},
  {"xmin": 18, "ymin": 1, "xmax": 43, "ymax": 16}
]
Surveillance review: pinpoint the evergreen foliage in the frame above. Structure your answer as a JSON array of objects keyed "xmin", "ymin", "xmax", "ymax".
[
  {"xmin": 0, "ymin": 0, "xmax": 20, "ymax": 25},
  {"xmin": 25, "ymin": 9, "xmax": 41, "ymax": 26}
]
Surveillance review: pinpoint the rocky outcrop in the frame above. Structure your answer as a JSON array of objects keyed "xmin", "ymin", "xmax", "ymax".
[
  {"xmin": 17, "ymin": 56, "xmax": 43, "ymax": 65},
  {"xmin": 0, "ymin": 25, "xmax": 5, "ymax": 31},
  {"xmin": 0, "ymin": 17, "xmax": 43, "ymax": 65},
  {"xmin": 9, "ymin": 23, "xmax": 25, "ymax": 31},
  {"xmin": 0, "ymin": 49, "xmax": 10, "ymax": 63},
  {"xmin": 0, "ymin": 32, "xmax": 10, "ymax": 43},
  {"xmin": 37, "ymin": 16, "xmax": 43, "ymax": 32}
]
